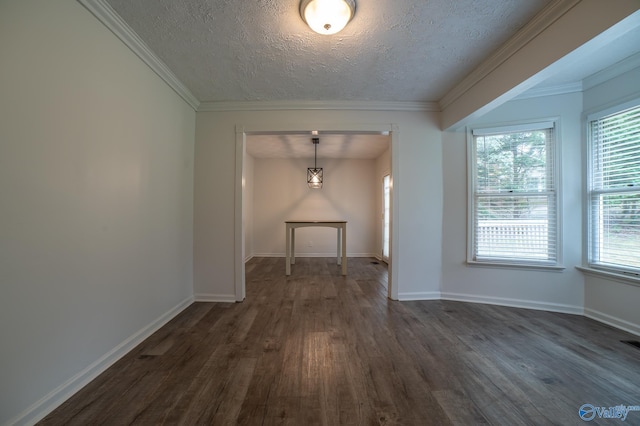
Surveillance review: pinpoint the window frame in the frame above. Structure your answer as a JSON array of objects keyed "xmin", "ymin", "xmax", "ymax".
[
  {"xmin": 585, "ymin": 98, "xmax": 640, "ymax": 278},
  {"xmin": 466, "ymin": 119, "xmax": 563, "ymax": 270}
]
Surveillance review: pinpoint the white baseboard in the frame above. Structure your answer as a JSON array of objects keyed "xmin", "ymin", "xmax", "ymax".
[
  {"xmin": 397, "ymin": 291, "xmax": 441, "ymax": 301},
  {"xmin": 244, "ymin": 254, "xmax": 254, "ymax": 263},
  {"xmin": 584, "ymin": 308, "xmax": 640, "ymax": 337},
  {"xmin": 440, "ymin": 292, "xmax": 583, "ymax": 315},
  {"xmin": 9, "ymin": 296, "xmax": 194, "ymax": 426},
  {"xmin": 194, "ymin": 293, "xmax": 237, "ymax": 303}
]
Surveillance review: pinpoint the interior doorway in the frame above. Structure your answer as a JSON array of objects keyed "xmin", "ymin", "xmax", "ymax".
[{"xmin": 235, "ymin": 124, "xmax": 399, "ymax": 302}]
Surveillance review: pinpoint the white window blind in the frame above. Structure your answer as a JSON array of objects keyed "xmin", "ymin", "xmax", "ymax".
[
  {"xmin": 470, "ymin": 122, "xmax": 558, "ymax": 265},
  {"xmin": 588, "ymin": 103, "xmax": 640, "ymax": 274}
]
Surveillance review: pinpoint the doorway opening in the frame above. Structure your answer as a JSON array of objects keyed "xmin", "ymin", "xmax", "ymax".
[{"xmin": 235, "ymin": 124, "xmax": 399, "ymax": 302}]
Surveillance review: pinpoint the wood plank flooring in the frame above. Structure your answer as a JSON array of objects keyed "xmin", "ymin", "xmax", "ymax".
[{"xmin": 40, "ymin": 257, "xmax": 640, "ymax": 425}]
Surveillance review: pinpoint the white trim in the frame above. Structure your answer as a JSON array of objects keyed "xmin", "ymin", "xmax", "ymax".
[
  {"xmin": 7, "ymin": 296, "xmax": 194, "ymax": 426},
  {"xmin": 583, "ymin": 51, "xmax": 640, "ymax": 91},
  {"xmin": 466, "ymin": 128, "xmax": 475, "ymax": 266},
  {"xmin": 582, "ymin": 101, "xmax": 592, "ymax": 271},
  {"xmin": 198, "ymin": 100, "xmax": 438, "ymax": 112},
  {"xmin": 244, "ymin": 255, "xmax": 254, "ymax": 263},
  {"xmin": 586, "ymin": 96, "xmax": 640, "ymax": 122},
  {"xmin": 397, "ymin": 292, "xmax": 441, "ymax": 301},
  {"xmin": 467, "ymin": 118, "xmax": 562, "ymax": 268},
  {"xmin": 235, "ymin": 128, "xmax": 246, "ymax": 302},
  {"xmin": 441, "ymin": 292, "xmax": 583, "ymax": 315},
  {"xmin": 439, "ymin": 0, "xmax": 581, "ymax": 110},
  {"xmin": 194, "ymin": 294, "xmax": 238, "ymax": 303},
  {"xmin": 514, "ymin": 52, "xmax": 640, "ymax": 100},
  {"xmin": 472, "ymin": 120, "xmax": 555, "ymax": 136},
  {"xmin": 235, "ymin": 122, "xmax": 400, "ymax": 302},
  {"xmin": 583, "ymin": 90, "xmax": 640, "ymax": 120},
  {"xmin": 466, "ymin": 260, "xmax": 566, "ymax": 272},
  {"xmin": 389, "ymin": 125, "xmax": 400, "ymax": 301},
  {"xmin": 76, "ymin": 0, "xmax": 200, "ymax": 110},
  {"xmin": 380, "ymin": 172, "xmax": 391, "ymax": 264},
  {"xmin": 584, "ymin": 99, "xmax": 640, "ymax": 277},
  {"xmin": 584, "ymin": 307, "xmax": 640, "ymax": 337},
  {"xmin": 576, "ymin": 266, "xmax": 640, "ymax": 287},
  {"xmin": 582, "ymin": 93, "xmax": 640, "ymax": 271},
  {"xmin": 515, "ymin": 82, "xmax": 583, "ymax": 100},
  {"xmin": 235, "ymin": 126, "xmax": 247, "ymax": 305},
  {"xmin": 514, "ymin": 13, "xmax": 640, "ymax": 103}
]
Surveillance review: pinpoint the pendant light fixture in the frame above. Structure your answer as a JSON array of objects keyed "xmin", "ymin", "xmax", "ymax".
[
  {"xmin": 300, "ymin": 0, "xmax": 356, "ymax": 35},
  {"xmin": 307, "ymin": 137, "xmax": 323, "ymax": 189}
]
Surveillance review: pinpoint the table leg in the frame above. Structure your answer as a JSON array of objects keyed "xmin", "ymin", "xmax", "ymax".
[
  {"xmin": 291, "ymin": 228, "xmax": 295, "ymax": 265},
  {"xmin": 336, "ymin": 228, "xmax": 341, "ymax": 265},
  {"xmin": 341, "ymin": 224, "xmax": 347, "ymax": 275},
  {"xmin": 285, "ymin": 225, "xmax": 291, "ymax": 275}
]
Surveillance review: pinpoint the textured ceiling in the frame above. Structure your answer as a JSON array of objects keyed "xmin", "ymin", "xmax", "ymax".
[
  {"xmin": 104, "ymin": 0, "xmax": 551, "ymax": 103},
  {"xmin": 100, "ymin": 0, "xmax": 640, "ymax": 159}
]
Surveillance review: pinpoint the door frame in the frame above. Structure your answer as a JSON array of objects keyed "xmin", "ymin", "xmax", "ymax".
[
  {"xmin": 234, "ymin": 122, "xmax": 400, "ymax": 301},
  {"xmin": 381, "ymin": 173, "xmax": 391, "ymax": 264}
]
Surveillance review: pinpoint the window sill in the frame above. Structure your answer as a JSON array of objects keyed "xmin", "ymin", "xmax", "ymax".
[
  {"xmin": 576, "ymin": 266, "xmax": 640, "ymax": 287},
  {"xmin": 466, "ymin": 260, "xmax": 565, "ymax": 272}
]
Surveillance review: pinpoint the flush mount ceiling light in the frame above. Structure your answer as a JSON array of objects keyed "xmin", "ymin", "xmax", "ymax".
[
  {"xmin": 307, "ymin": 137, "xmax": 323, "ymax": 189},
  {"xmin": 300, "ymin": 0, "xmax": 356, "ymax": 35}
]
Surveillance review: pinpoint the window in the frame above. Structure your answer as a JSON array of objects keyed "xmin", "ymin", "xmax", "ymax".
[
  {"xmin": 587, "ymin": 101, "xmax": 640, "ymax": 275},
  {"xmin": 468, "ymin": 121, "xmax": 559, "ymax": 267}
]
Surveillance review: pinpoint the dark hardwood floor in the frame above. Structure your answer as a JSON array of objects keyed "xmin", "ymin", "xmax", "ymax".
[{"xmin": 40, "ymin": 257, "xmax": 640, "ymax": 425}]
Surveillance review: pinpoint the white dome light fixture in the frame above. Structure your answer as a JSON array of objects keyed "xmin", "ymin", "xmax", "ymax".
[{"xmin": 300, "ymin": 0, "xmax": 356, "ymax": 35}]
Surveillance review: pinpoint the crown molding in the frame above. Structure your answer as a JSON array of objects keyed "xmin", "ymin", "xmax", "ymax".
[
  {"xmin": 77, "ymin": 0, "xmax": 439, "ymax": 115},
  {"xmin": 514, "ymin": 82, "xmax": 583, "ymax": 100},
  {"xmin": 439, "ymin": 0, "xmax": 581, "ymax": 110},
  {"xmin": 516, "ymin": 50, "xmax": 640, "ymax": 100},
  {"xmin": 583, "ymin": 50, "xmax": 640, "ymax": 91},
  {"xmin": 197, "ymin": 100, "xmax": 439, "ymax": 112},
  {"xmin": 77, "ymin": 0, "xmax": 200, "ymax": 110}
]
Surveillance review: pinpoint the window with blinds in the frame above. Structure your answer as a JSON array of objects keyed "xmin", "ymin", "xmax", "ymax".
[
  {"xmin": 588, "ymin": 102, "xmax": 640, "ymax": 274},
  {"xmin": 469, "ymin": 122, "xmax": 558, "ymax": 266}
]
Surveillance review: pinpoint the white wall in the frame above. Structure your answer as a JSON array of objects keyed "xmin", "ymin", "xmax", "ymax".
[
  {"xmin": 582, "ymin": 65, "xmax": 640, "ymax": 335},
  {"xmin": 2, "ymin": 2, "xmax": 637, "ymax": 424},
  {"xmin": 194, "ymin": 109, "xmax": 442, "ymax": 301},
  {"xmin": 251, "ymin": 157, "xmax": 378, "ymax": 257},
  {"xmin": 0, "ymin": 1, "xmax": 195, "ymax": 424},
  {"xmin": 441, "ymin": 92, "xmax": 585, "ymax": 313}
]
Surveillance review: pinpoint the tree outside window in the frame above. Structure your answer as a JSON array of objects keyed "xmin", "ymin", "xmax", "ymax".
[{"xmin": 470, "ymin": 123, "xmax": 558, "ymax": 265}]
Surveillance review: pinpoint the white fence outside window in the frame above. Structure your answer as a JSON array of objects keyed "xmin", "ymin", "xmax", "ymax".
[{"xmin": 476, "ymin": 220, "xmax": 549, "ymax": 259}]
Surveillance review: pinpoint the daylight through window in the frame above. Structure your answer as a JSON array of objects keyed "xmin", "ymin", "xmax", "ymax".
[
  {"xmin": 588, "ymin": 102, "xmax": 640, "ymax": 275},
  {"xmin": 469, "ymin": 122, "xmax": 558, "ymax": 266}
]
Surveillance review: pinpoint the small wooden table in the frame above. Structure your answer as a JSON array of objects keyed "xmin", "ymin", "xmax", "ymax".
[{"xmin": 285, "ymin": 220, "xmax": 347, "ymax": 276}]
